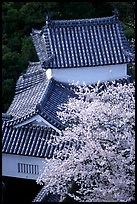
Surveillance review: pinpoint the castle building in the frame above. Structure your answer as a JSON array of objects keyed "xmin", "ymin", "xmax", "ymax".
[{"xmin": 2, "ymin": 10, "xmax": 134, "ymax": 202}]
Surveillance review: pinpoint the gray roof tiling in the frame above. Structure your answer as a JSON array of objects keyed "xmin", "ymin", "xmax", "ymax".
[
  {"xmin": 2, "ymin": 120, "xmax": 75, "ymax": 158},
  {"xmin": 31, "ymin": 12, "xmax": 134, "ymax": 69},
  {"xmin": 6, "ymin": 62, "xmax": 49, "ymax": 120},
  {"xmin": 36, "ymin": 76, "xmax": 133, "ymax": 130},
  {"xmin": 37, "ymin": 79, "xmax": 76, "ymax": 130},
  {"xmin": 5, "ymin": 71, "xmax": 133, "ymax": 129},
  {"xmin": 2, "ymin": 122, "xmax": 59, "ymax": 158},
  {"xmin": 2, "ymin": 113, "xmax": 12, "ymax": 121},
  {"xmin": 2, "ymin": 76, "xmax": 134, "ymax": 158},
  {"xmin": 5, "ymin": 61, "xmax": 76, "ymax": 128}
]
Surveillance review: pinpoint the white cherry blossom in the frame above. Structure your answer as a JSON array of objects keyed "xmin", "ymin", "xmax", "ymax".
[{"xmin": 37, "ymin": 82, "xmax": 135, "ymax": 202}]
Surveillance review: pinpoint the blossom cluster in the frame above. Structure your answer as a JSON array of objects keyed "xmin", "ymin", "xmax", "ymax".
[{"xmin": 37, "ymin": 82, "xmax": 135, "ymax": 202}]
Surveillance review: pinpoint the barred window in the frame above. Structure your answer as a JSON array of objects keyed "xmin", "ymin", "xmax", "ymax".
[{"xmin": 18, "ymin": 163, "xmax": 39, "ymax": 175}]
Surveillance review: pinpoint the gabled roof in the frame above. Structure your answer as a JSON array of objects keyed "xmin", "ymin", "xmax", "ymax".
[
  {"xmin": 2, "ymin": 120, "xmax": 74, "ymax": 158},
  {"xmin": 37, "ymin": 75, "xmax": 133, "ymax": 130},
  {"xmin": 3, "ymin": 76, "xmax": 134, "ymax": 158},
  {"xmin": 5, "ymin": 62, "xmax": 133, "ymax": 129},
  {"xmin": 5, "ymin": 62, "xmax": 76, "ymax": 129},
  {"xmin": 31, "ymin": 11, "xmax": 134, "ymax": 69},
  {"xmin": 6, "ymin": 62, "xmax": 49, "ymax": 122},
  {"xmin": 2, "ymin": 121, "xmax": 58, "ymax": 158},
  {"xmin": 37, "ymin": 78, "xmax": 76, "ymax": 130}
]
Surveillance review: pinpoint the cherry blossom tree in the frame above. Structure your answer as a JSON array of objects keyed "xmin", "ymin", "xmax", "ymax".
[{"xmin": 37, "ymin": 81, "xmax": 135, "ymax": 202}]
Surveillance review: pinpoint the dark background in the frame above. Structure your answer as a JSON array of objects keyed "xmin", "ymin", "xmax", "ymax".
[{"xmin": 2, "ymin": 176, "xmax": 42, "ymax": 203}]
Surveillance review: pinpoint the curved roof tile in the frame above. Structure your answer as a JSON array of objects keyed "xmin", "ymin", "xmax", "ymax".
[
  {"xmin": 31, "ymin": 13, "xmax": 134, "ymax": 69},
  {"xmin": 2, "ymin": 122, "xmax": 59, "ymax": 158}
]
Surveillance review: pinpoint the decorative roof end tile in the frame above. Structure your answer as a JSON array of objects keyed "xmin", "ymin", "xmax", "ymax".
[
  {"xmin": 31, "ymin": 28, "xmax": 42, "ymax": 35},
  {"xmin": 45, "ymin": 15, "xmax": 49, "ymax": 26}
]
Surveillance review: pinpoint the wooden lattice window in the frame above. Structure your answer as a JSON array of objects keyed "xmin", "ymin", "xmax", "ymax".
[{"xmin": 18, "ymin": 163, "xmax": 39, "ymax": 175}]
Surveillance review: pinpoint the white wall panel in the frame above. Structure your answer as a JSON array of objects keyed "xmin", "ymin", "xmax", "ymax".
[
  {"xmin": 2, "ymin": 153, "xmax": 45, "ymax": 180},
  {"xmin": 47, "ymin": 64, "xmax": 127, "ymax": 85}
]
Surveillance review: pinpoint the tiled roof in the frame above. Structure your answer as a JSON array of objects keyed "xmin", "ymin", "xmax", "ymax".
[
  {"xmin": 37, "ymin": 78, "xmax": 76, "ymax": 130},
  {"xmin": 5, "ymin": 72, "xmax": 133, "ymax": 129},
  {"xmin": 2, "ymin": 120, "xmax": 75, "ymax": 158},
  {"xmin": 4, "ymin": 61, "xmax": 76, "ymax": 128},
  {"xmin": 2, "ymin": 113, "xmax": 12, "ymax": 121},
  {"xmin": 32, "ymin": 186, "xmax": 60, "ymax": 202},
  {"xmin": 37, "ymin": 76, "xmax": 134, "ymax": 130},
  {"xmin": 5, "ymin": 80, "xmax": 76, "ymax": 129},
  {"xmin": 31, "ymin": 12, "xmax": 134, "ymax": 69},
  {"xmin": 2, "ymin": 121, "xmax": 59, "ymax": 158},
  {"xmin": 6, "ymin": 62, "xmax": 49, "ymax": 120},
  {"xmin": 2, "ymin": 76, "xmax": 134, "ymax": 158}
]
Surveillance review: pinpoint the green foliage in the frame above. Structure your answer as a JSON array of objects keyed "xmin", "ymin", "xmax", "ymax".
[
  {"xmin": 2, "ymin": 2, "xmax": 135, "ymax": 112},
  {"xmin": 19, "ymin": 36, "xmax": 38, "ymax": 71},
  {"xmin": 7, "ymin": 32, "xmax": 23, "ymax": 52},
  {"xmin": 3, "ymin": 8, "xmax": 19, "ymax": 33},
  {"xmin": 2, "ymin": 51, "xmax": 20, "ymax": 78},
  {"xmin": 2, "ymin": 79, "xmax": 15, "ymax": 112},
  {"xmin": 124, "ymin": 25, "xmax": 135, "ymax": 40}
]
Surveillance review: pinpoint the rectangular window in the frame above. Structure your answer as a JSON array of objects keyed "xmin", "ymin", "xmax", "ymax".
[{"xmin": 18, "ymin": 163, "xmax": 39, "ymax": 175}]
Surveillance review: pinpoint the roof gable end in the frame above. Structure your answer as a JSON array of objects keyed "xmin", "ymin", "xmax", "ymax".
[{"xmin": 31, "ymin": 12, "xmax": 134, "ymax": 69}]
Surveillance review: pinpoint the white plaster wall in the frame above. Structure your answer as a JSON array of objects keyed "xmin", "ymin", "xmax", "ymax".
[
  {"xmin": 46, "ymin": 64, "xmax": 127, "ymax": 85},
  {"xmin": 2, "ymin": 153, "xmax": 45, "ymax": 180}
]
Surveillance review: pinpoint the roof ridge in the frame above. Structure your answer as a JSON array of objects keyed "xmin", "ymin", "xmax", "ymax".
[
  {"xmin": 45, "ymin": 9, "xmax": 120, "ymax": 26},
  {"xmin": 36, "ymin": 78, "xmax": 77, "ymax": 130},
  {"xmin": 46, "ymin": 14, "xmax": 119, "ymax": 28},
  {"xmin": 28, "ymin": 61, "xmax": 41, "ymax": 65},
  {"xmin": 37, "ymin": 78, "xmax": 75, "ymax": 109},
  {"xmin": 15, "ymin": 65, "xmax": 47, "ymax": 94},
  {"xmin": 22, "ymin": 69, "xmax": 45, "ymax": 79},
  {"xmin": 32, "ymin": 10, "xmax": 134, "ymax": 69}
]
